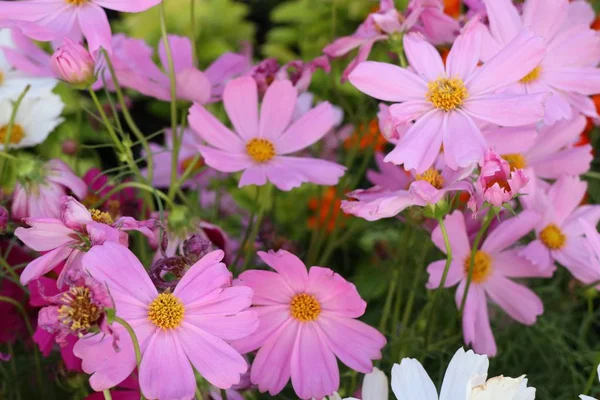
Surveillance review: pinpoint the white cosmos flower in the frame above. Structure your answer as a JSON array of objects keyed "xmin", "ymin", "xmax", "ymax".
[
  {"xmin": 471, "ymin": 375, "xmax": 535, "ymax": 400},
  {"xmin": 0, "ymin": 93, "xmax": 64, "ymax": 149},
  {"xmin": 0, "ymin": 29, "xmax": 57, "ymax": 99},
  {"xmin": 343, "ymin": 367, "xmax": 389, "ymax": 400}
]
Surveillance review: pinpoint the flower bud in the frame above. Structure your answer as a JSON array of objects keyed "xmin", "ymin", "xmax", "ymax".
[
  {"xmin": 182, "ymin": 234, "xmax": 211, "ymax": 264},
  {"xmin": 51, "ymin": 38, "xmax": 96, "ymax": 88}
]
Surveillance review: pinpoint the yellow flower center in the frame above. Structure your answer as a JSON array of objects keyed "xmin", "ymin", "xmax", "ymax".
[
  {"xmin": 246, "ymin": 138, "xmax": 276, "ymax": 163},
  {"xmin": 464, "ymin": 251, "xmax": 493, "ymax": 284},
  {"xmin": 415, "ymin": 168, "xmax": 444, "ymax": 189},
  {"xmin": 290, "ymin": 293, "xmax": 321, "ymax": 322},
  {"xmin": 66, "ymin": 0, "xmax": 87, "ymax": 5},
  {"xmin": 0, "ymin": 124, "xmax": 25, "ymax": 145},
  {"xmin": 519, "ymin": 66, "xmax": 541, "ymax": 84},
  {"xmin": 0, "ymin": 71, "xmax": 4, "ymax": 86},
  {"xmin": 89, "ymin": 208, "xmax": 114, "ymax": 225},
  {"xmin": 539, "ymin": 223, "xmax": 566, "ymax": 250},
  {"xmin": 426, "ymin": 77, "xmax": 468, "ymax": 112},
  {"xmin": 58, "ymin": 286, "xmax": 102, "ymax": 332},
  {"xmin": 148, "ymin": 293, "xmax": 185, "ymax": 329},
  {"xmin": 502, "ymin": 153, "xmax": 526, "ymax": 171}
]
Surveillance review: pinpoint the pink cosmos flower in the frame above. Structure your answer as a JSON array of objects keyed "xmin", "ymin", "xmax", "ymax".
[
  {"xmin": 580, "ymin": 220, "xmax": 600, "ymax": 287},
  {"xmin": 0, "ymin": 0, "xmax": 161, "ymax": 55},
  {"xmin": 377, "ymin": 104, "xmax": 412, "ymax": 143},
  {"xmin": 342, "ymin": 154, "xmax": 472, "ymax": 221},
  {"xmin": 324, "ymin": 0, "xmax": 459, "ymax": 81},
  {"xmin": 15, "ymin": 196, "xmax": 153, "ymax": 286},
  {"xmin": 107, "ymin": 34, "xmax": 250, "ymax": 104},
  {"xmin": 427, "ymin": 210, "xmax": 548, "ymax": 356},
  {"xmin": 349, "ymin": 22, "xmax": 547, "ymax": 173},
  {"xmin": 12, "ymin": 159, "xmax": 87, "ymax": 220},
  {"xmin": 522, "ymin": 176, "xmax": 600, "ymax": 284},
  {"xmin": 190, "ymin": 76, "xmax": 346, "ymax": 191},
  {"xmin": 85, "ymin": 375, "xmax": 140, "ymax": 400},
  {"xmin": 230, "ymin": 250, "xmax": 386, "ymax": 399},
  {"xmin": 468, "ymin": 149, "xmax": 528, "ymax": 212},
  {"xmin": 74, "ymin": 243, "xmax": 258, "ymax": 399},
  {"xmin": 479, "ymin": 0, "xmax": 600, "ymax": 124}
]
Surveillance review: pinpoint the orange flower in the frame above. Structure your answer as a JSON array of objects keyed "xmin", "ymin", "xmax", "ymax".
[
  {"xmin": 308, "ymin": 187, "xmax": 348, "ymax": 232},
  {"xmin": 344, "ymin": 119, "xmax": 387, "ymax": 152},
  {"xmin": 444, "ymin": 0, "xmax": 461, "ymax": 18}
]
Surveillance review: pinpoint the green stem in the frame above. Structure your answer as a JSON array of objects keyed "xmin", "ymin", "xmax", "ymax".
[
  {"xmin": 0, "ymin": 257, "xmax": 24, "ymax": 289},
  {"xmin": 113, "ymin": 316, "xmax": 141, "ymax": 369},
  {"xmin": 584, "ymin": 352, "xmax": 600, "ymax": 395},
  {"xmin": 425, "ymin": 216, "xmax": 453, "ymax": 344},
  {"xmin": 241, "ymin": 203, "xmax": 266, "ymax": 272},
  {"xmin": 231, "ymin": 191, "xmax": 259, "ymax": 269},
  {"xmin": 92, "ymin": 181, "xmax": 174, "ymax": 210},
  {"xmin": 378, "ymin": 268, "xmax": 399, "ymax": 335},
  {"xmin": 190, "ymin": 0, "xmax": 197, "ymax": 63},
  {"xmin": 195, "ymin": 387, "xmax": 202, "ymax": 400},
  {"xmin": 460, "ymin": 208, "xmax": 495, "ymax": 314},
  {"xmin": 103, "ymin": 389, "xmax": 113, "ymax": 400},
  {"xmin": 0, "ymin": 296, "xmax": 43, "ymax": 390},
  {"xmin": 0, "ymin": 85, "xmax": 31, "ymax": 180}
]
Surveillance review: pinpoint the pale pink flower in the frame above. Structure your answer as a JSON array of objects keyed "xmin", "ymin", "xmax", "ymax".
[
  {"xmin": 74, "ymin": 243, "xmax": 258, "ymax": 399},
  {"xmin": 563, "ymin": 0, "xmax": 596, "ymax": 29},
  {"xmin": 349, "ymin": 22, "xmax": 547, "ymax": 173},
  {"xmin": 377, "ymin": 104, "xmax": 411, "ymax": 143},
  {"xmin": 468, "ymin": 149, "xmax": 528, "ymax": 212},
  {"xmin": 522, "ymin": 176, "xmax": 600, "ymax": 284},
  {"xmin": 479, "ymin": 0, "xmax": 600, "ymax": 124},
  {"xmin": 51, "ymin": 37, "xmax": 96, "ymax": 87},
  {"xmin": 427, "ymin": 210, "xmax": 547, "ymax": 356},
  {"xmin": 231, "ymin": 250, "xmax": 386, "ymax": 399},
  {"xmin": 0, "ymin": 0, "xmax": 161, "ymax": 55},
  {"xmin": 579, "ymin": 220, "xmax": 600, "ymax": 288},
  {"xmin": 1, "ymin": 28, "xmax": 54, "ymax": 78},
  {"xmin": 190, "ymin": 76, "xmax": 346, "ymax": 191},
  {"xmin": 12, "ymin": 159, "xmax": 87, "ymax": 220},
  {"xmin": 343, "ymin": 154, "xmax": 472, "ymax": 221}
]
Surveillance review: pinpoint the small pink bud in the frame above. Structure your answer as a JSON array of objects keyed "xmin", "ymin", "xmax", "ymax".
[
  {"xmin": 61, "ymin": 139, "xmax": 78, "ymax": 155},
  {"xmin": 51, "ymin": 38, "xmax": 96, "ymax": 88}
]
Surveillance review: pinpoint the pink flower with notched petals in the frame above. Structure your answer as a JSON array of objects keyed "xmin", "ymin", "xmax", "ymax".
[
  {"xmin": 12, "ymin": 159, "xmax": 87, "ymax": 220},
  {"xmin": 0, "ymin": 0, "xmax": 161, "ymax": 55},
  {"xmin": 522, "ymin": 176, "xmax": 600, "ymax": 285},
  {"xmin": 427, "ymin": 210, "xmax": 548, "ymax": 356},
  {"xmin": 74, "ymin": 243, "xmax": 258, "ymax": 400},
  {"xmin": 349, "ymin": 21, "xmax": 548, "ymax": 173},
  {"xmin": 479, "ymin": 0, "xmax": 600, "ymax": 125},
  {"xmin": 190, "ymin": 76, "xmax": 346, "ymax": 191},
  {"xmin": 230, "ymin": 250, "xmax": 386, "ymax": 399}
]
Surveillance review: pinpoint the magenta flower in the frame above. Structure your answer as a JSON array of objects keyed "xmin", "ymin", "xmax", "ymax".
[
  {"xmin": 51, "ymin": 37, "xmax": 96, "ymax": 87},
  {"xmin": 73, "ymin": 243, "xmax": 258, "ymax": 399},
  {"xmin": 427, "ymin": 210, "xmax": 548, "ymax": 356},
  {"xmin": 12, "ymin": 159, "xmax": 87, "ymax": 220},
  {"xmin": 479, "ymin": 0, "xmax": 600, "ymax": 124},
  {"xmin": 343, "ymin": 154, "xmax": 472, "ymax": 221},
  {"xmin": 190, "ymin": 77, "xmax": 346, "ymax": 191},
  {"xmin": 522, "ymin": 176, "xmax": 600, "ymax": 284},
  {"xmin": 231, "ymin": 250, "xmax": 386, "ymax": 399},
  {"xmin": 0, "ymin": 0, "xmax": 161, "ymax": 55},
  {"xmin": 469, "ymin": 149, "xmax": 529, "ymax": 212},
  {"xmin": 349, "ymin": 22, "xmax": 547, "ymax": 173}
]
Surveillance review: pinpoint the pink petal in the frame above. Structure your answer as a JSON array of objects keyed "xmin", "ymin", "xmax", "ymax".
[
  {"xmin": 61, "ymin": 197, "xmax": 93, "ymax": 229},
  {"xmin": 188, "ymin": 104, "xmax": 244, "ymax": 151},
  {"xmin": 139, "ymin": 331, "xmax": 196, "ymax": 400},
  {"xmin": 481, "ymin": 210, "xmax": 540, "ymax": 254},
  {"xmin": 276, "ymin": 102, "xmax": 335, "ymax": 155},
  {"xmin": 239, "ymin": 167, "xmax": 268, "ymax": 187},
  {"xmin": 291, "ymin": 323, "xmax": 340, "ymax": 400},
  {"xmin": 465, "ymin": 29, "xmax": 545, "ymax": 95},
  {"xmin": 367, "ymin": 152, "xmax": 412, "ymax": 190},
  {"xmin": 348, "ymin": 61, "xmax": 427, "ymax": 102},
  {"xmin": 14, "ymin": 219, "xmax": 75, "ymax": 251},
  {"xmin": 174, "ymin": 251, "xmax": 232, "ymax": 308},
  {"xmin": 197, "ymin": 145, "xmax": 252, "ymax": 173},
  {"xmin": 462, "ymin": 92, "xmax": 547, "ymax": 127},
  {"xmin": 531, "ymin": 146, "xmax": 593, "ymax": 180},
  {"xmin": 224, "ymin": 76, "xmax": 258, "ymax": 141},
  {"xmin": 93, "ymin": 0, "xmax": 161, "ymax": 12},
  {"xmin": 340, "ymin": 37, "xmax": 385, "ymax": 83},
  {"xmin": 484, "ymin": 275, "xmax": 543, "ymax": 325},
  {"xmin": 251, "ymin": 320, "xmax": 299, "ymax": 395},
  {"xmin": 176, "ymin": 68, "xmax": 211, "ymax": 103},
  {"xmin": 388, "ymin": 101, "xmax": 432, "ymax": 125},
  {"xmin": 384, "ymin": 110, "xmax": 444, "ymax": 173},
  {"xmin": 178, "ymin": 322, "xmax": 249, "ymax": 389},
  {"xmin": 521, "ymin": 0, "xmax": 567, "ymax": 41},
  {"xmin": 318, "ymin": 313, "xmax": 385, "ymax": 373},
  {"xmin": 403, "ymin": 32, "xmax": 445, "ymax": 82},
  {"xmin": 431, "ymin": 210, "xmax": 471, "ymax": 260},
  {"xmin": 494, "ymin": 248, "xmax": 555, "ymax": 278},
  {"xmin": 259, "ymin": 80, "xmax": 297, "ymax": 140},
  {"xmin": 565, "ymin": 0, "xmax": 596, "ymax": 27},
  {"xmin": 20, "ymin": 245, "xmax": 72, "ymax": 286},
  {"xmin": 445, "ymin": 20, "xmax": 481, "ymax": 80},
  {"xmin": 342, "ymin": 188, "xmax": 413, "ymax": 221},
  {"xmin": 483, "ymin": 0, "xmax": 522, "ymax": 46},
  {"xmin": 257, "ymin": 250, "xmax": 308, "ymax": 293},
  {"xmin": 186, "ymin": 310, "xmax": 258, "ymax": 341},
  {"xmin": 47, "ymin": 159, "xmax": 87, "ymax": 199},
  {"xmin": 484, "ymin": 125, "xmax": 537, "ymax": 155},
  {"xmin": 546, "ymin": 26, "xmax": 600, "ymax": 68},
  {"xmin": 307, "ymin": 267, "xmax": 367, "ymax": 318},
  {"xmin": 323, "ymin": 36, "xmax": 368, "ymax": 57},
  {"xmin": 545, "ymin": 67, "xmax": 600, "ymax": 96},
  {"xmin": 159, "ymin": 35, "xmax": 192, "ymax": 74},
  {"xmin": 563, "ymin": 205, "xmax": 600, "ymax": 237},
  {"xmin": 520, "ymin": 240, "xmax": 554, "ymax": 274},
  {"xmin": 264, "ymin": 157, "xmax": 345, "ymax": 190},
  {"xmin": 548, "ymin": 176, "xmax": 587, "ymax": 226},
  {"xmin": 77, "ymin": 4, "xmax": 112, "ymax": 55},
  {"xmin": 231, "ymin": 306, "xmax": 291, "ymax": 354},
  {"xmin": 442, "ymin": 110, "xmax": 486, "ymax": 170},
  {"xmin": 527, "ymin": 115, "xmax": 586, "ymax": 160},
  {"xmin": 237, "ymin": 270, "xmax": 295, "ymax": 305},
  {"xmin": 426, "ymin": 260, "xmax": 463, "ymax": 289},
  {"xmin": 204, "ymin": 52, "xmax": 251, "ymax": 93}
]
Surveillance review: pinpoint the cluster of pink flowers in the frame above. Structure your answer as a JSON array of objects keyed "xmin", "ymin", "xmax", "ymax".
[{"xmin": 0, "ymin": 0, "xmax": 599, "ymax": 398}]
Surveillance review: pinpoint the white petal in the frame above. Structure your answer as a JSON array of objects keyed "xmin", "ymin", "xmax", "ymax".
[
  {"xmin": 440, "ymin": 347, "xmax": 489, "ymax": 400},
  {"xmin": 391, "ymin": 359, "xmax": 438, "ymax": 400}
]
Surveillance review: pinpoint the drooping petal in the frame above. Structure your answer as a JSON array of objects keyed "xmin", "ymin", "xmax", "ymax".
[
  {"xmin": 276, "ymin": 102, "xmax": 335, "ymax": 154},
  {"xmin": 174, "ymin": 252, "xmax": 232, "ymax": 308},
  {"xmin": 403, "ymin": 32, "xmax": 445, "ymax": 82},
  {"xmin": 176, "ymin": 68, "xmax": 211, "ymax": 103},
  {"xmin": 484, "ymin": 275, "xmax": 543, "ymax": 325},
  {"xmin": 341, "ymin": 188, "xmax": 413, "ymax": 221},
  {"xmin": 20, "ymin": 245, "xmax": 73, "ymax": 286},
  {"xmin": 348, "ymin": 61, "xmax": 428, "ymax": 102},
  {"xmin": 390, "ymin": 358, "xmax": 438, "ymax": 400},
  {"xmin": 188, "ymin": 104, "xmax": 245, "ymax": 151},
  {"xmin": 14, "ymin": 219, "xmax": 75, "ymax": 251},
  {"xmin": 259, "ymin": 80, "xmax": 297, "ymax": 140},
  {"xmin": 223, "ymin": 76, "xmax": 259, "ymax": 141}
]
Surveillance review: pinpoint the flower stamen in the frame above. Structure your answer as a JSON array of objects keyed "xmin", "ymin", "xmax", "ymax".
[
  {"xmin": 246, "ymin": 138, "xmax": 276, "ymax": 163},
  {"xmin": 426, "ymin": 77, "xmax": 468, "ymax": 112},
  {"xmin": 89, "ymin": 209, "xmax": 114, "ymax": 225},
  {"xmin": 66, "ymin": 0, "xmax": 88, "ymax": 5},
  {"xmin": 148, "ymin": 293, "xmax": 185, "ymax": 329},
  {"xmin": 415, "ymin": 168, "xmax": 444, "ymax": 189},
  {"xmin": 519, "ymin": 66, "xmax": 541, "ymax": 84},
  {"xmin": 502, "ymin": 153, "xmax": 526, "ymax": 171},
  {"xmin": 58, "ymin": 286, "xmax": 102, "ymax": 333},
  {"xmin": 464, "ymin": 251, "xmax": 493, "ymax": 284},
  {"xmin": 0, "ymin": 124, "xmax": 25, "ymax": 145},
  {"xmin": 539, "ymin": 223, "xmax": 566, "ymax": 250},
  {"xmin": 290, "ymin": 293, "xmax": 321, "ymax": 322}
]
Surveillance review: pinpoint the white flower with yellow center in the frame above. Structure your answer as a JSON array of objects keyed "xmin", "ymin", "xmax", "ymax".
[{"xmin": 0, "ymin": 93, "xmax": 64, "ymax": 150}]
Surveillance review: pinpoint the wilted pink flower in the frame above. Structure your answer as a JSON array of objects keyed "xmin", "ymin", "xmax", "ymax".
[
  {"xmin": 231, "ymin": 250, "xmax": 386, "ymax": 399},
  {"xmin": 479, "ymin": 0, "xmax": 600, "ymax": 124},
  {"xmin": 349, "ymin": 22, "xmax": 547, "ymax": 173},
  {"xmin": 522, "ymin": 176, "xmax": 600, "ymax": 284},
  {"xmin": 51, "ymin": 38, "xmax": 96, "ymax": 87},
  {"xmin": 0, "ymin": 0, "xmax": 161, "ymax": 55},
  {"xmin": 74, "ymin": 243, "xmax": 258, "ymax": 399},
  {"xmin": 248, "ymin": 56, "xmax": 330, "ymax": 94},
  {"xmin": 427, "ymin": 210, "xmax": 547, "ymax": 356},
  {"xmin": 190, "ymin": 77, "xmax": 346, "ymax": 191},
  {"xmin": 469, "ymin": 149, "xmax": 529, "ymax": 212},
  {"xmin": 12, "ymin": 159, "xmax": 87, "ymax": 220}
]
